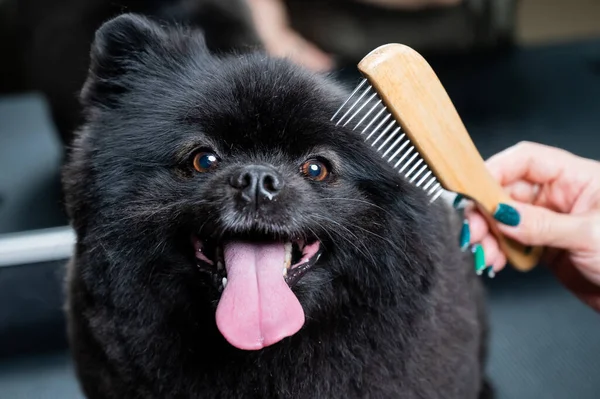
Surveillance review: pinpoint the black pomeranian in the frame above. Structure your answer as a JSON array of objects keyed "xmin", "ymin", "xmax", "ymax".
[{"xmin": 63, "ymin": 14, "xmax": 491, "ymax": 399}]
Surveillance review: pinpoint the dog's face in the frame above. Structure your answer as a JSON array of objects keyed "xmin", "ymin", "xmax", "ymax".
[{"xmin": 65, "ymin": 15, "xmax": 430, "ymax": 352}]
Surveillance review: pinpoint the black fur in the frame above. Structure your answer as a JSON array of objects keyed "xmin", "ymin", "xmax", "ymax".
[{"xmin": 63, "ymin": 14, "xmax": 491, "ymax": 399}]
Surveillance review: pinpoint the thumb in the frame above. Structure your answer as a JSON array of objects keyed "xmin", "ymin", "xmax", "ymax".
[{"xmin": 494, "ymin": 202, "xmax": 588, "ymax": 250}]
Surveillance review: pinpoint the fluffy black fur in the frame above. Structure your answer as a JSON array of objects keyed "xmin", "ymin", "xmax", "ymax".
[{"xmin": 63, "ymin": 14, "xmax": 491, "ymax": 399}]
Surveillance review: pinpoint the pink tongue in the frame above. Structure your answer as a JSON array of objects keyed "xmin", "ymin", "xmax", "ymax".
[{"xmin": 215, "ymin": 241, "xmax": 305, "ymax": 350}]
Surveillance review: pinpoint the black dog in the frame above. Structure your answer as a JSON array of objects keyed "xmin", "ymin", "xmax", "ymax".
[{"xmin": 63, "ymin": 14, "xmax": 491, "ymax": 399}]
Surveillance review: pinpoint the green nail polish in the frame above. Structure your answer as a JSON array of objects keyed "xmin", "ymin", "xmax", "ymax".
[
  {"xmin": 487, "ymin": 266, "xmax": 496, "ymax": 279},
  {"xmin": 459, "ymin": 219, "xmax": 470, "ymax": 251},
  {"xmin": 493, "ymin": 203, "xmax": 521, "ymax": 226},
  {"xmin": 453, "ymin": 194, "xmax": 464, "ymax": 209},
  {"xmin": 473, "ymin": 244, "xmax": 486, "ymax": 274}
]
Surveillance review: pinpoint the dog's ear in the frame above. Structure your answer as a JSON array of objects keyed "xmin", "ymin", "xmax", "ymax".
[
  {"xmin": 80, "ymin": 13, "xmax": 207, "ymax": 108},
  {"xmin": 81, "ymin": 14, "xmax": 166, "ymax": 108}
]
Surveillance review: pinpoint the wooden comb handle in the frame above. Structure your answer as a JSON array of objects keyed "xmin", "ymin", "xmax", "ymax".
[
  {"xmin": 358, "ymin": 43, "xmax": 543, "ymax": 271},
  {"xmin": 469, "ymin": 178, "xmax": 545, "ymax": 272}
]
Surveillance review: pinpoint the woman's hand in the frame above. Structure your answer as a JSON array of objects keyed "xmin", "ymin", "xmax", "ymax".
[
  {"xmin": 462, "ymin": 142, "xmax": 600, "ymax": 310},
  {"xmin": 246, "ymin": 0, "xmax": 334, "ymax": 73},
  {"xmin": 358, "ymin": 0, "xmax": 461, "ymax": 10},
  {"xmin": 245, "ymin": 0, "xmax": 463, "ymax": 73}
]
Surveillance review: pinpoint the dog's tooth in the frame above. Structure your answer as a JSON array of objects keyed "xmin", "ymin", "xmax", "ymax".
[
  {"xmin": 283, "ymin": 267, "xmax": 287, "ymax": 277},
  {"xmin": 284, "ymin": 242, "xmax": 292, "ymax": 269},
  {"xmin": 217, "ymin": 261, "xmax": 223, "ymax": 271},
  {"xmin": 222, "ymin": 277, "xmax": 228, "ymax": 289}
]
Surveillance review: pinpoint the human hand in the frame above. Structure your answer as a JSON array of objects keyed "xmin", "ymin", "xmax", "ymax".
[
  {"xmin": 245, "ymin": 0, "xmax": 463, "ymax": 73},
  {"xmin": 245, "ymin": 0, "xmax": 334, "ymax": 73},
  {"xmin": 460, "ymin": 142, "xmax": 600, "ymax": 310},
  {"xmin": 357, "ymin": 0, "xmax": 462, "ymax": 10}
]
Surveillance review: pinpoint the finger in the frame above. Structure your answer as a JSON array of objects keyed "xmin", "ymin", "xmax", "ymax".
[
  {"xmin": 277, "ymin": 33, "xmax": 334, "ymax": 72},
  {"xmin": 496, "ymin": 202, "xmax": 592, "ymax": 250},
  {"xmin": 357, "ymin": 0, "xmax": 460, "ymax": 10},
  {"xmin": 485, "ymin": 141, "xmax": 581, "ymax": 186},
  {"xmin": 503, "ymin": 180, "xmax": 568, "ymax": 214},
  {"xmin": 504, "ymin": 180, "xmax": 540, "ymax": 204},
  {"xmin": 492, "ymin": 251, "xmax": 508, "ymax": 273},
  {"xmin": 480, "ymin": 234, "xmax": 501, "ymax": 269},
  {"xmin": 464, "ymin": 209, "xmax": 489, "ymax": 244},
  {"xmin": 293, "ymin": 41, "xmax": 334, "ymax": 72}
]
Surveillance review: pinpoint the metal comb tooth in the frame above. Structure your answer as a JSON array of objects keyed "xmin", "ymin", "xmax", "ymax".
[
  {"xmin": 332, "ymin": 79, "xmax": 446, "ymax": 203},
  {"xmin": 375, "ymin": 126, "xmax": 401, "ymax": 151}
]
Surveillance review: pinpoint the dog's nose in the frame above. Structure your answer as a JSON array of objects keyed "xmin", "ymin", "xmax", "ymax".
[{"xmin": 229, "ymin": 165, "xmax": 284, "ymax": 204}]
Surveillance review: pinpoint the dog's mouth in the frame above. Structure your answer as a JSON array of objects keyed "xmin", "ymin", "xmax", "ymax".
[
  {"xmin": 191, "ymin": 235, "xmax": 323, "ymax": 351},
  {"xmin": 193, "ymin": 237, "xmax": 322, "ymax": 289}
]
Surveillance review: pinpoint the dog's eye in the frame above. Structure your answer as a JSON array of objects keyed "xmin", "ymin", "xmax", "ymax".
[
  {"xmin": 193, "ymin": 152, "xmax": 219, "ymax": 173},
  {"xmin": 301, "ymin": 159, "xmax": 329, "ymax": 182}
]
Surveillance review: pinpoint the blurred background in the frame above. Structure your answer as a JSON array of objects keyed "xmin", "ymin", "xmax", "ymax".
[{"xmin": 0, "ymin": 0, "xmax": 599, "ymax": 397}]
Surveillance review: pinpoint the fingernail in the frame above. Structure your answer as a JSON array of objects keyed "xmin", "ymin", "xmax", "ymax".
[
  {"xmin": 459, "ymin": 219, "xmax": 470, "ymax": 251},
  {"xmin": 473, "ymin": 244, "xmax": 486, "ymax": 275},
  {"xmin": 493, "ymin": 203, "xmax": 521, "ymax": 226},
  {"xmin": 453, "ymin": 194, "xmax": 464, "ymax": 209},
  {"xmin": 486, "ymin": 266, "xmax": 496, "ymax": 279}
]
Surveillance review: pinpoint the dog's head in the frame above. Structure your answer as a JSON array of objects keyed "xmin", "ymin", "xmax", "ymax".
[{"xmin": 64, "ymin": 14, "xmax": 433, "ymax": 351}]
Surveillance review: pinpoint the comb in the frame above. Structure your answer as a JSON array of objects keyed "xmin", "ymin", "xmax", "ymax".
[{"xmin": 331, "ymin": 44, "xmax": 542, "ymax": 272}]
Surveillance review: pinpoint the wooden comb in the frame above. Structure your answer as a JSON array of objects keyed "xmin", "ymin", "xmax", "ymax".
[{"xmin": 331, "ymin": 43, "xmax": 542, "ymax": 271}]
